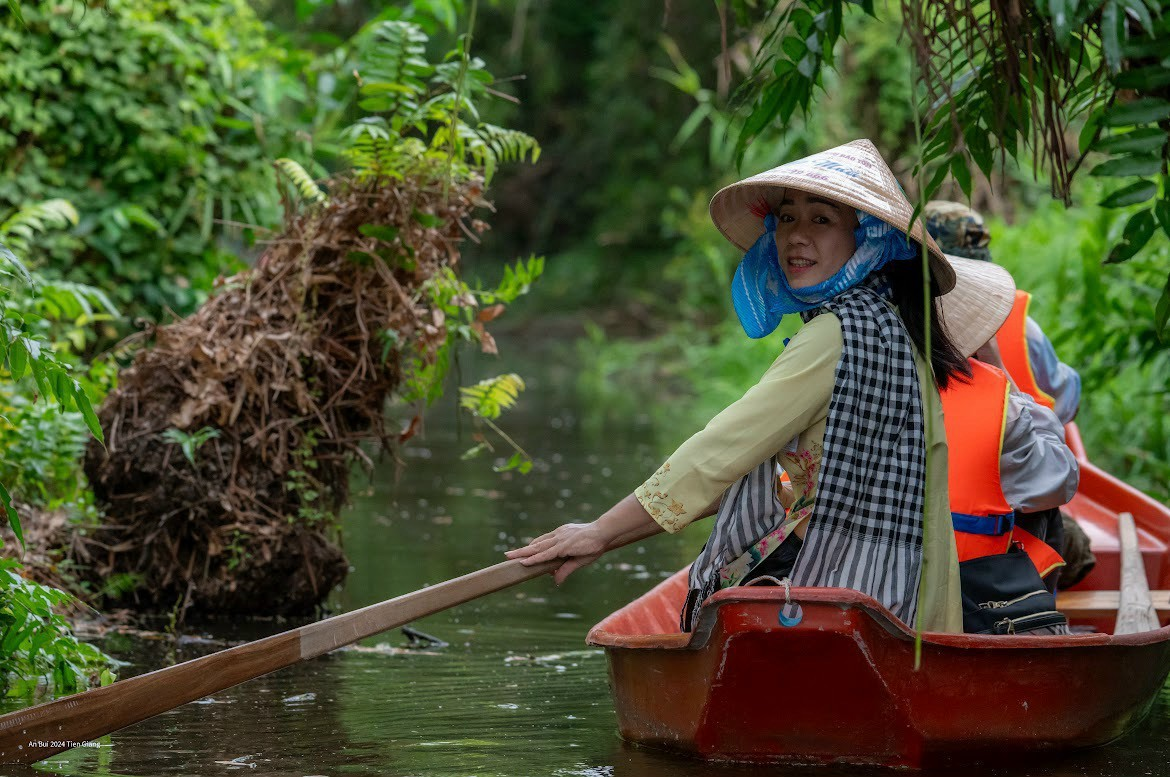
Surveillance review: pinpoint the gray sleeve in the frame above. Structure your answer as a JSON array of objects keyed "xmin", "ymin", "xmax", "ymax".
[
  {"xmin": 1000, "ymin": 391, "xmax": 1080, "ymax": 513},
  {"xmin": 1025, "ymin": 317, "xmax": 1081, "ymax": 425}
]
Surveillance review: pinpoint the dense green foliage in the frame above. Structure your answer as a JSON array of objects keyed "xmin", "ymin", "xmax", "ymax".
[
  {"xmin": 0, "ymin": 224, "xmax": 106, "ymax": 533},
  {"xmin": 0, "ymin": 558, "xmax": 114, "ymax": 696},
  {"xmin": 0, "ymin": 0, "xmax": 306, "ymax": 317},
  {"xmin": 0, "ymin": 223, "xmax": 115, "ymax": 693}
]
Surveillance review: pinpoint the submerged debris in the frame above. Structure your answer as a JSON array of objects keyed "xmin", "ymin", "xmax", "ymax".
[{"xmin": 402, "ymin": 625, "xmax": 448, "ymax": 648}]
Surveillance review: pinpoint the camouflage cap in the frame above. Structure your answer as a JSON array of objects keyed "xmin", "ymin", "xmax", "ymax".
[{"xmin": 923, "ymin": 200, "xmax": 992, "ymax": 261}]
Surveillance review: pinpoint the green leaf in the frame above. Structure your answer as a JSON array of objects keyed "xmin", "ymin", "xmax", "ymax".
[
  {"xmin": 950, "ymin": 156, "xmax": 972, "ymax": 198},
  {"xmin": 1093, "ymin": 128, "xmax": 1168, "ymax": 155},
  {"xmin": 1101, "ymin": 1, "xmax": 1122, "ymax": 74},
  {"xmin": 1105, "ymin": 209, "xmax": 1157, "ymax": 263},
  {"xmin": 965, "ymin": 127, "xmax": 993, "ymax": 177},
  {"xmin": 1113, "ymin": 65, "xmax": 1170, "ymax": 92},
  {"xmin": 790, "ymin": 8, "xmax": 815, "ymax": 35},
  {"xmin": 1155, "ymin": 199, "xmax": 1170, "ymax": 238},
  {"xmin": 1089, "ymin": 154, "xmax": 1162, "ymax": 177},
  {"xmin": 493, "ymin": 451, "xmax": 532, "ymax": 474},
  {"xmin": 0, "ymin": 241, "xmax": 32, "ymax": 284},
  {"xmin": 75, "ymin": 384, "xmax": 105, "ymax": 444},
  {"xmin": 780, "ymin": 35, "xmax": 807, "ymax": 61},
  {"xmin": 1119, "ymin": 37, "xmax": 1165, "ymax": 59},
  {"xmin": 923, "ymin": 163, "xmax": 950, "ymax": 199},
  {"xmin": 412, "ymin": 211, "xmax": 445, "ymax": 228},
  {"xmin": 28, "ymin": 356, "xmax": 50, "ymax": 404},
  {"xmin": 358, "ymin": 224, "xmax": 401, "ymax": 242},
  {"xmin": 1047, "ymin": 0, "xmax": 1076, "ymax": 45},
  {"xmin": 1079, "ymin": 109, "xmax": 1104, "ymax": 155},
  {"xmin": 8, "ymin": 339, "xmax": 27, "ymax": 380},
  {"xmin": 0, "ymin": 480, "xmax": 23, "ymax": 551},
  {"xmin": 460, "ymin": 442, "xmax": 489, "ymax": 461},
  {"xmin": 909, "ymin": 201, "xmax": 924, "ymax": 238},
  {"xmin": 1102, "ymin": 98, "xmax": 1170, "ymax": 127},
  {"xmin": 1155, "ymin": 274, "xmax": 1170, "ymax": 342},
  {"xmin": 1099, "ymin": 180, "xmax": 1158, "ymax": 208},
  {"xmin": 1121, "ymin": 0, "xmax": 1155, "ymax": 37},
  {"xmin": 6, "ymin": 0, "xmax": 25, "ymax": 26},
  {"xmin": 740, "ymin": 79, "xmax": 786, "ymax": 146}
]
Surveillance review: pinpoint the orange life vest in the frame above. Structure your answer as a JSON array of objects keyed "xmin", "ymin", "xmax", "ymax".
[
  {"xmin": 940, "ymin": 358, "xmax": 1064, "ymax": 577},
  {"xmin": 995, "ymin": 290, "xmax": 1056, "ymax": 411}
]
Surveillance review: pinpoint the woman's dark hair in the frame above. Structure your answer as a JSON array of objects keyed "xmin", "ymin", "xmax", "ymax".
[{"xmin": 879, "ymin": 255, "xmax": 970, "ymax": 391}]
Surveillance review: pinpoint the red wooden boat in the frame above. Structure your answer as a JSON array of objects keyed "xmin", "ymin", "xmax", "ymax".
[{"xmin": 587, "ymin": 424, "xmax": 1170, "ymax": 768}]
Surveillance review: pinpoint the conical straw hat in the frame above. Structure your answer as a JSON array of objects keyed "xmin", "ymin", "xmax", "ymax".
[
  {"xmin": 709, "ymin": 139, "xmax": 957, "ymax": 294},
  {"xmin": 938, "ymin": 255, "xmax": 1016, "ymax": 358}
]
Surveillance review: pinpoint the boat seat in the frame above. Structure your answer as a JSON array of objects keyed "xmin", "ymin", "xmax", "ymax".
[{"xmin": 1057, "ymin": 590, "xmax": 1170, "ymax": 620}]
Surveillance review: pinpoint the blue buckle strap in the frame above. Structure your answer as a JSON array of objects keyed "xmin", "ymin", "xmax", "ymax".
[{"xmin": 951, "ymin": 511, "xmax": 1015, "ymax": 536}]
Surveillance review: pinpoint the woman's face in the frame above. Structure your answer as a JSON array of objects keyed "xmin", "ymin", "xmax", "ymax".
[{"xmin": 774, "ymin": 190, "xmax": 859, "ymax": 288}]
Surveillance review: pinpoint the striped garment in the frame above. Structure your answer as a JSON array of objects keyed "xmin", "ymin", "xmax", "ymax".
[{"xmin": 684, "ymin": 275, "xmax": 926, "ymax": 630}]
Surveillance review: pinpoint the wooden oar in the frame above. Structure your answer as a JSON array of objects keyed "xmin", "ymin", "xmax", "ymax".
[
  {"xmin": 1114, "ymin": 511, "xmax": 1160, "ymax": 635},
  {"xmin": 0, "ymin": 524, "xmax": 658, "ymax": 765}
]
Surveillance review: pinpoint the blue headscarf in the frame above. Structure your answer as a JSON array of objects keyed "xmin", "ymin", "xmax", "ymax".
[{"xmin": 731, "ymin": 210, "xmax": 917, "ymax": 339}]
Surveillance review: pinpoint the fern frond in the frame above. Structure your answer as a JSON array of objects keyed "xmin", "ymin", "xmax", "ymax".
[
  {"xmin": 0, "ymin": 199, "xmax": 79, "ymax": 256},
  {"xmin": 459, "ymin": 373, "xmax": 526, "ymax": 420},
  {"xmin": 275, "ymin": 159, "xmax": 328, "ymax": 204},
  {"xmin": 431, "ymin": 122, "xmax": 541, "ymax": 183},
  {"xmin": 357, "ymin": 22, "xmax": 431, "ymax": 120},
  {"xmin": 475, "ymin": 124, "xmax": 542, "ymax": 167},
  {"xmin": 344, "ymin": 135, "xmax": 399, "ymax": 181},
  {"xmin": 482, "ymin": 255, "xmax": 546, "ymax": 305}
]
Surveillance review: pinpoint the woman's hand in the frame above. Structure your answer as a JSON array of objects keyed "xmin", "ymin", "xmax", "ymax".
[
  {"xmin": 506, "ymin": 522, "xmax": 608, "ymax": 585},
  {"xmin": 505, "ymin": 493, "xmax": 664, "ymax": 585}
]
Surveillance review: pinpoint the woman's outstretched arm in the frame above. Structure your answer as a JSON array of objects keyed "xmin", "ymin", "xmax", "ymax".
[{"xmin": 505, "ymin": 494, "xmax": 663, "ymax": 584}]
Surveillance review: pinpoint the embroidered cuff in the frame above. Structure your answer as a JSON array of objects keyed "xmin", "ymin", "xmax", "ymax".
[{"xmin": 635, "ymin": 461, "xmax": 689, "ymax": 534}]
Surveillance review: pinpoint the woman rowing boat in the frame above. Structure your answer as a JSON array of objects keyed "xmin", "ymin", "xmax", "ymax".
[{"xmin": 507, "ymin": 139, "xmax": 1069, "ymax": 634}]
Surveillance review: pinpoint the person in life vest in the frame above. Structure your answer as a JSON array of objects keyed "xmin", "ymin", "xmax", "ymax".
[
  {"xmin": 937, "ymin": 257, "xmax": 1079, "ymax": 633},
  {"xmin": 926, "ymin": 201, "xmax": 1094, "ymax": 589},
  {"xmin": 924, "ymin": 201, "xmax": 1081, "ymax": 422}
]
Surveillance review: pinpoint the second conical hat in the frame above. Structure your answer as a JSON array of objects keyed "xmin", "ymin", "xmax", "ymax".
[
  {"xmin": 938, "ymin": 255, "xmax": 1016, "ymax": 358},
  {"xmin": 709, "ymin": 139, "xmax": 956, "ymax": 294}
]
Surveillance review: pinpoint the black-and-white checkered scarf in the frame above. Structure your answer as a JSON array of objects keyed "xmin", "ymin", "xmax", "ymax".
[{"xmin": 685, "ymin": 274, "xmax": 926, "ymax": 628}]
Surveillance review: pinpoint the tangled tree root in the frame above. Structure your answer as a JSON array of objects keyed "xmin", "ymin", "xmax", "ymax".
[{"xmin": 77, "ymin": 174, "xmax": 485, "ymax": 616}]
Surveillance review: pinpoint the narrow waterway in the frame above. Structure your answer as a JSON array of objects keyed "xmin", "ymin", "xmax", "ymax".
[{"xmin": 9, "ymin": 332, "xmax": 1170, "ymax": 777}]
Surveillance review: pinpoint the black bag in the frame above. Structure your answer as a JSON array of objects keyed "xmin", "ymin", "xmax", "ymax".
[{"xmin": 958, "ymin": 544, "xmax": 1068, "ymax": 635}]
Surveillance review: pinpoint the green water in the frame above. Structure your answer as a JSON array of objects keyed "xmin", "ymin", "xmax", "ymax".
[{"xmin": 7, "ymin": 335, "xmax": 1170, "ymax": 777}]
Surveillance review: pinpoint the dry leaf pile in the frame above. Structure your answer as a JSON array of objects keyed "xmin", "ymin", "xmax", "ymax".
[{"xmin": 76, "ymin": 174, "xmax": 486, "ymax": 616}]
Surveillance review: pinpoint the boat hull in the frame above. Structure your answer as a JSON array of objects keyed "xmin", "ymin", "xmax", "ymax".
[
  {"xmin": 590, "ymin": 575, "xmax": 1170, "ymax": 768},
  {"xmin": 587, "ymin": 422, "xmax": 1170, "ymax": 767}
]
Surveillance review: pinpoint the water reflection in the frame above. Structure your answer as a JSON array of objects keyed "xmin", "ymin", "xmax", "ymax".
[{"xmin": 18, "ymin": 334, "xmax": 1170, "ymax": 776}]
